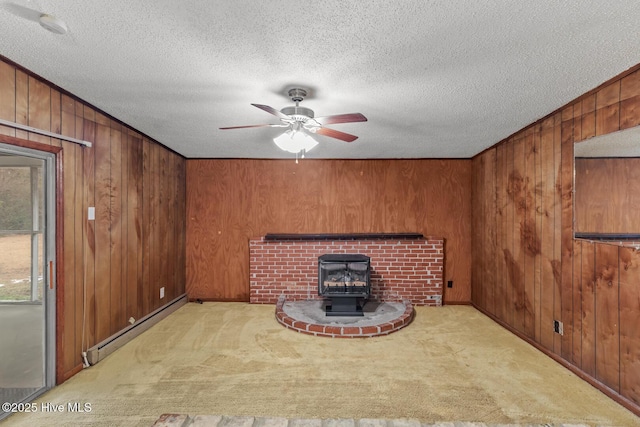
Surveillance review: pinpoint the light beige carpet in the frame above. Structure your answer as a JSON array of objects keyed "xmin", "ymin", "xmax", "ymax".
[{"xmin": 2, "ymin": 303, "xmax": 638, "ymax": 427}]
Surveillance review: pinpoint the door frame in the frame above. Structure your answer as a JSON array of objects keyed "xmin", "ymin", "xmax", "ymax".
[{"xmin": 0, "ymin": 134, "xmax": 65, "ymax": 385}]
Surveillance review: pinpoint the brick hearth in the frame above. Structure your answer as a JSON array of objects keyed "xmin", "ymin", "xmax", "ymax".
[
  {"xmin": 249, "ymin": 235, "xmax": 444, "ymax": 306},
  {"xmin": 275, "ymin": 296, "xmax": 414, "ymax": 338}
]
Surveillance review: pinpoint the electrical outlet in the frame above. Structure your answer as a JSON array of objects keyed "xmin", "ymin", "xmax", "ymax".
[
  {"xmin": 160, "ymin": 287, "xmax": 165, "ymax": 299},
  {"xmin": 553, "ymin": 320, "xmax": 563, "ymax": 335}
]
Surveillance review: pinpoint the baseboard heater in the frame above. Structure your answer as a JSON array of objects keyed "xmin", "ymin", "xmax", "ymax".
[{"xmin": 86, "ymin": 294, "xmax": 187, "ymax": 366}]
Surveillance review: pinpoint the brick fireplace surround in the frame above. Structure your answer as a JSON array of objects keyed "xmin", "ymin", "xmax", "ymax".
[{"xmin": 249, "ymin": 234, "xmax": 444, "ymax": 306}]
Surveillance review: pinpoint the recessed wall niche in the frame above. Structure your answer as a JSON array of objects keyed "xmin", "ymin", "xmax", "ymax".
[{"xmin": 574, "ymin": 125, "xmax": 640, "ymax": 238}]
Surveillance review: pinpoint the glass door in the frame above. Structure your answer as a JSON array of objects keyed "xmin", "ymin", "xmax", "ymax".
[{"xmin": 0, "ymin": 144, "xmax": 55, "ymax": 420}]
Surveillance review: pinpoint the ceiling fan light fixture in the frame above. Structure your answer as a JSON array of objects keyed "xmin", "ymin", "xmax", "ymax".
[
  {"xmin": 39, "ymin": 14, "xmax": 68, "ymax": 35},
  {"xmin": 273, "ymin": 129, "xmax": 318, "ymax": 154}
]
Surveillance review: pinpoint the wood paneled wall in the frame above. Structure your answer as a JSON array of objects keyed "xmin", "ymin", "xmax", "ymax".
[
  {"xmin": 575, "ymin": 157, "xmax": 640, "ymax": 233},
  {"xmin": 186, "ymin": 159, "xmax": 472, "ymax": 303},
  {"xmin": 0, "ymin": 58, "xmax": 186, "ymax": 382},
  {"xmin": 472, "ymin": 65, "xmax": 640, "ymax": 413},
  {"xmin": 572, "ymin": 240, "xmax": 640, "ymax": 406}
]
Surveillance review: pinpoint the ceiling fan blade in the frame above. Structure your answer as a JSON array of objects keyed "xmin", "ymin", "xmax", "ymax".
[
  {"xmin": 251, "ymin": 104, "xmax": 291, "ymax": 121},
  {"xmin": 314, "ymin": 113, "xmax": 367, "ymax": 125},
  {"xmin": 315, "ymin": 127, "xmax": 359, "ymax": 143},
  {"xmin": 219, "ymin": 123, "xmax": 286, "ymax": 130}
]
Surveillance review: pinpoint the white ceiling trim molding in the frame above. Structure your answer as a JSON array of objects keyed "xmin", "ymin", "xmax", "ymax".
[{"xmin": 0, "ymin": 118, "xmax": 92, "ymax": 147}]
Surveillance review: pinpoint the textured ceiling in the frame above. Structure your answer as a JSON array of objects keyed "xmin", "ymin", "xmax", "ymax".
[{"xmin": 1, "ymin": 1, "xmax": 640, "ymax": 159}]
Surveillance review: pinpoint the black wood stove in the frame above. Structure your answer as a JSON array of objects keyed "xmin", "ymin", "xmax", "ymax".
[{"xmin": 318, "ymin": 254, "xmax": 371, "ymax": 316}]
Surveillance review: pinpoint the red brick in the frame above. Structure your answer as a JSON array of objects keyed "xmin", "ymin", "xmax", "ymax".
[
  {"xmin": 342, "ymin": 327, "xmax": 360, "ymax": 335},
  {"xmin": 379, "ymin": 323, "xmax": 393, "ymax": 333},
  {"xmin": 282, "ymin": 316, "xmax": 294, "ymax": 327},
  {"xmin": 308, "ymin": 324, "xmax": 324, "ymax": 333},
  {"xmin": 360, "ymin": 326, "xmax": 379, "ymax": 335},
  {"xmin": 324, "ymin": 326, "xmax": 342, "ymax": 335},
  {"xmin": 292, "ymin": 320, "xmax": 308, "ymax": 330}
]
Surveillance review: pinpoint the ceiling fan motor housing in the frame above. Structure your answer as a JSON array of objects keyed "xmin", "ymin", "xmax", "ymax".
[{"xmin": 281, "ymin": 105, "xmax": 314, "ymax": 119}]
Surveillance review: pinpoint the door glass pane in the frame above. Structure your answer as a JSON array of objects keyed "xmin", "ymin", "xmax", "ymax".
[{"xmin": 0, "ymin": 157, "xmax": 46, "ymax": 411}]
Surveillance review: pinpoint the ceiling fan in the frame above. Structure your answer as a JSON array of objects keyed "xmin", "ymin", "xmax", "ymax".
[
  {"xmin": 1, "ymin": 2, "xmax": 68, "ymax": 34},
  {"xmin": 220, "ymin": 88, "xmax": 367, "ymax": 157}
]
